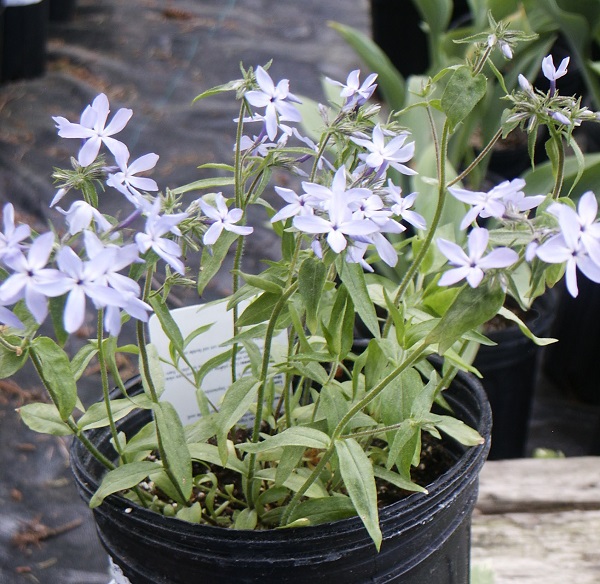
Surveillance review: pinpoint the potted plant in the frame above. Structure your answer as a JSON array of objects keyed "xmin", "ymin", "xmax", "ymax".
[{"xmin": 1, "ymin": 14, "xmax": 599, "ymax": 582}]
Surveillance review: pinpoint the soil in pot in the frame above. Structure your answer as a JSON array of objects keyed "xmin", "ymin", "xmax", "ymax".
[{"xmin": 71, "ymin": 369, "xmax": 491, "ymax": 584}]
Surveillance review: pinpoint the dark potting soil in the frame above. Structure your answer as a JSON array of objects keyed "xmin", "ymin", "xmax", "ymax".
[{"xmin": 138, "ymin": 430, "xmax": 455, "ymax": 528}]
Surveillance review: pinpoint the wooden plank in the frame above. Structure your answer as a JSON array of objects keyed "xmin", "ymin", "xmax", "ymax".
[{"xmin": 472, "ymin": 457, "xmax": 600, "ymax": 583}]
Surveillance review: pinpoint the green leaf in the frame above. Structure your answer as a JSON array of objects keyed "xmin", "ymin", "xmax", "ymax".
[
  {"xmin": 188, "ymin": 443, "xmax": 247, "ymax": 474},
  {"xmin": 426, "ymin": 282, "xmax": 505, "ymax": 354},
  {"xmin": 237, "ymin": 292, "xmax": 284, "ymax": 327},
  {"xmin": 237, "ymin": 426, "xmax": 331, "ymax": 453},
  {"xmin": 428, "ymin": 414, "xmax": 484, "ymax": 446},
  {"xmin": 148, "ymin": 295, "xmax": 185, "ymax": 360},
  {"xmin": 171, "ymin": 176, "xmax": 235, "ymax": 196},
  {"xmin": 298, "ymin": 257, "xmax": 327, "ymax": 334},
  {"xmin": 198, "ymin": 230, "xmax": 239, "ymax": 296},
  {"xmin": 441, "ymin": 66, "xmax": 487, "ymax": 131},
  {"xmin": 140, "ymin": 344, "xmax": 165, "ymax": 399},
  {"xmin": 48, "ymin": 295, "xmax": 68, "ymax": 347},
  {"xmin": 69, "ymin": 343, "xmax": 98, "ymax": 382},
  {"xmin": 89, "ymin": 461, "xmax": 161, "ymax": 508},
  {"xmin": 373, "ymin": 465, "xmax": 427, "ymax": 494},
  {"xmin": 0, "ymin": 337, "xmax": 28, "ymax": 379},
  {"xmin": 30, "ymin": 337, "xmax": 77, "ymax": 421},
  {"xmin": 77, "ymin": 395, "xmax": 153, "ymax": 431},
  {"xmin": 285, "ymin": 495, "xmax": 357, "ymax": 525},
  {"xmin": 338, "ymin": 259, "xmax": 380, "ymax": 339},
  {"xmin": 215, "ymin": 377, "xmax": 260, "ymax": 463},
  {"xmin": 153, "ymin": 401, "xmax": 193, "ymax": 502},
  {"xmin": 335, "ymin": 438, "xmax": 382, "ymax": 550},
  {"xmin": 18, "ymin": 403, "xmax": 74, "ymax": 436},
  {"xmin": 329, "ymin": 21, "xmax": 406, "ymax": 109},
  {"xmin": 496, "ymin": 306, "xmax": 557, "ymax": 346},
  {"xmin": 235, "ymin": 271, "xmax": 284, "ymax": 294},
  {"xmin": 234, "ymin": 508, "xmax": 257, "ymax": 530}
]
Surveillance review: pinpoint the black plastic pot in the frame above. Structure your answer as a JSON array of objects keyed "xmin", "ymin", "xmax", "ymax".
[
  {"xmin": 71, "ymin": 371, "xmax": 491, "ymax": 584},
  {"xmin": 543, "ymin": 278, "xmax": 600, "ymax": 405},
  {"xmin": 474, "ymin": 295, "xmax": 555, "ymax": 460},
  {"xmin": 1, "ymin": 0, "xmax": 48, "ymax": 82},
  {"xmin": 49, "ymin": 0, "xmax": 75, "ymax": 22}
]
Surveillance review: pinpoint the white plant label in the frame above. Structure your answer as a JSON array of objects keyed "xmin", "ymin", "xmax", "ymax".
[
  {"xmin": 108, "ymin": 557, "xmax": 132, "ymax": 584},
  {"xmin": 148, "ymin": 299, "xmax": 287, "ymax": 425}
]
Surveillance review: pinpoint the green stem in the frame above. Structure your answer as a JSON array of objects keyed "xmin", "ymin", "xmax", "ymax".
[
  {"xmin": 448, "ymin": 128, "xmax": 503, "ymax": 188},
  {"xmin": 550, "ymin": 130, "xmax": 565, "ymax": 199},
  {"xmin": 246, "ymin": 282, "xmax": 298, "ymax": 507},
  {"xmin": 383, "ymin": 121, "xmax": 451, "ymax": 337}
]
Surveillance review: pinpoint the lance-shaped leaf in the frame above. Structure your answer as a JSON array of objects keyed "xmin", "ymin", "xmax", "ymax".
[
  {"xmin": 298, "ymin": 257, "xmax": 327, "ymax": 334},
  {"xmin": 18, "ymin": 403, "xmax": 74, "ymax": 436},
  {"xmin": 335, "ymin": 438, "xmax": 382, "ymax": 550},
  {"xmin": 89, "ymin": 461, "xmax": 161, "ymax": 508},
  {"xmin": 426, "ymin": 282, "xmax": 505, "ymax": 354},
  {"xmin": 153, "ymin": 401, "xmax": 193, "ymax": 503},
  {"xmin": 237, "ymin": 426, "xmax": 331, "ymax": 453},
  {"xmin": 30, "ymin": 337, "xmax": 77, "ymax": 421}
]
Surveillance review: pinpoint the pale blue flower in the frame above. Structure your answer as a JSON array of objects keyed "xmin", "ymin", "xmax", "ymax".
[
  {"xmin": 53, "ymin": 93, "xmax": 132, "ymax": 167},
  {"xmin": 326, "ymin": 70, "xmax": 378, "ymax": 109},
  {"xmin": 198, "ymin": 193, "xmax": 253, "ymax": 246},
  {"xmin": 437, "ymin": 227, "xmax": 518, "ymax": 288},
  {"xmin": 106, "ymin": 151, "xmax": 159, "ymax": 207},
  {"xmin": 56, "ymin": 200, "xmax": 112, "ymax": 235},
  {"xmin": 245, "ymin": 66, "xmax": 302, "ymax": 141},
  {"xmin": 271, "ymin": 187, "xmax": 314, "ymax": 223},
  {"xmin": 542, "ymin": 55, "xmax": 569, "ymax": 96},
  {"xmin": 56, "ymin": 246, "xmax": 126, "ymax": 333},
  {"xmin": 384, "ymin": 180, "xmax": 427, "ymax": 230},
  {"xmin": 135, "ymin": 201, "xmax": 188, "ymax": 274},
  {"xmin": 293, "ymin": 191, "xmax": 378, "ymax": 254},
  {"xmin": 0, "ymin": 232, "xmax": 69, "ymax": 324},
  {"xmin": 0, "ymin": 203, "xmax": 30, "ymax": 261},
  {"xmin": 351, "ymin": 125, "xmax": 416, "ymax": 176}
]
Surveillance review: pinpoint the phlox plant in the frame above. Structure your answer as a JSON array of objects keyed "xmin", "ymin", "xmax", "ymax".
[{"xmin": 2, "ymin": 15, "xmax": 600, "ymax": 549}]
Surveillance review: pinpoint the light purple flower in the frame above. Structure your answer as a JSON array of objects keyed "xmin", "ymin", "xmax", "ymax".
[
  {"xmin": 0, "ymin": 203, "xmax": 30, "ymax": 261},
  {"xmin": 384, "ymin": 180, "xmax": 427, "ymax": 230},
  {"xmin": 293, "ymin": 191, "xmax": 378, "ymax": 254},
  {"xmin": 56, "ymin": 246, "xmax": 128, "ymax": 334},
  {"xmin": 56, "ymin": 200, "xmax": 112, "ymax": 235},
  {"xmin": 546, "ymin": 191, "xmax": 600, "ymax": 266},
  {"xmin": 437, "ymin": 227, "xmax": 519, "ymax": 288},
  {"xmin": 271, "ymin": 187, "xmax": 314, "ymax": 223},
  {"xmin": 326, "ymin": 70, "xmax": 378, "ymax": 109},
  {"xmin": 198, "ymin": 193, "xmax": 253, "ymax": 246},
  {"xmin": 542, "ymin": 55, "xmax": 569, "ymax": 96},
  {"xmin": 0, "ymin": 232, "xmax": 70, "ymax": 324},
  {"xmin": 135, "ymin": 202, "xmax": 188, "ymax": 274},
  {"xmin": 351, "ymin": 125, "xmax": 417, "ymax": 176},
  {"xmin": 301, "ymin": 166, "xmax": 371, "ymax": 212},
  {"xmin": 52, "ymin": 93, "xmax": 132, "ymax": 167},
  {"xmin": 448, "ymin": 180, "xmax": 529, "ymax": 230},
  {"xmin": 106, "ymin": 151, "xmax": 159, "ymax": 204},
  {"xmin": 245, "ymin": 66, "xmax": 302, "ymax": 141}
]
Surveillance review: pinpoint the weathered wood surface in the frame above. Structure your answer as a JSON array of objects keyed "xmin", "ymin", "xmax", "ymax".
[{"xmin": 472, "ymin": 457, "xmax": 600, "ymax": 583}]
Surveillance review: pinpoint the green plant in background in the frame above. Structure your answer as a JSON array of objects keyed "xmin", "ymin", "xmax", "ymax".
[{"xmin": 0, "ymin": 10, "xmax": 599, "ymax": 549}]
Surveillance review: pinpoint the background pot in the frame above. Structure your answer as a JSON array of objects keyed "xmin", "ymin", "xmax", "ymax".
[
  {"xmin": 474, "ymin": 294, "xmax": 555, "ymax": 460},
  {"xmin": 1, "ymin": 0, "xmax": 48, "ymax": 82},
  {"xmin": 71, "ymin": 370, "xmax": 491, "ymax": 584}
]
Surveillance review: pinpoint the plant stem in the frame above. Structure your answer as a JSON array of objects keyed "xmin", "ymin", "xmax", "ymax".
[
  {"xmin": 97, "ymin": 310, "xmax": 124, "ymax": 460},
  {"xmin": 550, "ymin": 129, "xmax": 565, "ymax": 199},
  {"xmin": 246, "ymin": 282, "xmax": 298, "ymax": 508},
  {"xmin": 383, "ymin": 121, "xmax": 451, "ymax": 337},
  {"xmin": 448, "ymin": 128, "xmax": 503, "ymax": 188}
]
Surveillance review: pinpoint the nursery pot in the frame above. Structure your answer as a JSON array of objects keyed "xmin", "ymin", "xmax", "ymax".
[
  {"xmin": 71, "ymin": 371, "xmax": 491, "ymax": 584},
  {"xmin": 1, "ymin": 0, "xmax": 48, "ymax": 82},
  {"xmin": 474, "ymin": 294, "xmax": 554, "ymax": 460}
]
